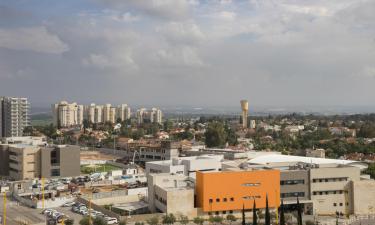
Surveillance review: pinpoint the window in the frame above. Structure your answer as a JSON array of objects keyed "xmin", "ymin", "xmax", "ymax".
[
  {"xmin": 222, "ymin": 211, "xmax": 226, "ymax": 214},
  {"xmin": 339, "ymin": 203, "xmax": 343, "ymax": 206},
  {"xmin": 51, "ymin": 169, "xmax": 60, "ymax": 177},
  {"xmin": 281, "ymin": 180, "xmax": 305, "ymax": 185},
  {"xmin": 209, "ymin": 199, "xmax": 213, "ymax": 203},
  {"xmin": 281, "ymin": 192, "xmax": 305, "ymax": 198},
  {"xmin": 216, "ymin": 198, "xmax": 220, "ymax": 203},
  {"xmin": 223, "ymin": 198, "xmax": 227, "ymax": 202},
  {"xmin": 215, "ymin": 212, "xmax": 219, "ymax": 215},
  {"xmin": 230, "ymin": 197, "xmax": 234, "ymax": 202},
  {"xmin": 333, "ymin": 203, "xmax": 337, "ymax": 207},
  {"xmin": 242, "ymin": 183, "xmax": 260, "ymax": 187},
  {"xmin": 229, "ymin": 210, "xmax": 233, "ymax": 214}
]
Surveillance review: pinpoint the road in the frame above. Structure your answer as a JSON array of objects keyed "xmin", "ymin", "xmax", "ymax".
[{"xmin": 0, "ymin": 196, "xmax": 84, "ymax": 225}]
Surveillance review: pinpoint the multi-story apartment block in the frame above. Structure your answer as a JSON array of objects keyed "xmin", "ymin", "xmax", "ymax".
[
  {"xmin": 0, "ymin": 97, "xmax": 30, "ymax": 137},
  {"xmin": 150, "ymin": 108, "xmax": 162, "ymax": 124},
  {"xmin": 136, "ymin": 108, "xmax": 146, "ymax": 124},
  {"xmin": 116, "ymin": 104, "xmax": 131, "ymax": 122},
  {"xmin": 52, "ymin": 101, "xmax": 83, "ymax": 128},
  {"xmin": 0, "ymin": 144, "xmax": 80, "ymax": 180}
]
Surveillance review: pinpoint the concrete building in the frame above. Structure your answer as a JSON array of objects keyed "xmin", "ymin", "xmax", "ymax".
[
  {"xmin": 240, "ymin": 100, "xmax": 248, "ymax": 129},
  {"xmin": 196, "ymin": 170, "xmax": 280, "ymax": 214},
  {"xmin": 249, "ymin": 120, "xmax": 256, "ymax": 129},
  {"xmin": 146, "ymin": 155, "xmax": 223, "ymax": 178},
  {"xmin": 103, "ymin": 104, "xmax": 112, "ymax": 123},
  {"xmin": 117, "ymin": 104, "xmax": 131, "ymax": 122},
  {"xmin": 306, "ymin": 148, "xmax": 326, "ymax": 158},
  {"xmin": 0, "ymin": 144, "xmax": 80, "ymax": 180},
  {"xmin": 136, "ymin": 108, "xmax": 146, "ymax": 124},
  {"xmin": 148, "ymin": 173, "xmax": 197, "ymax": 216},
  {"xmin": 52, "ymin": 101, "xmax": 83, "ymax": 128},
  {"xmin": 150, "ymin": 108, "xmax": 162, "ymax": 124},
  {"xmin": 1, "ymin": 97, "xmax": 30, "ymax": 137}
]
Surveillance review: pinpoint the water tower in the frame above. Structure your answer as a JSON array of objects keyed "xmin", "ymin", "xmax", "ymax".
[{"xmin": 240, "ymin": 100, "xmax": 248, "ymax": 128}]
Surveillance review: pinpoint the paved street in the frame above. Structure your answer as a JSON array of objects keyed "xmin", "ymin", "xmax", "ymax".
[
  {"xmin": 0, "ymin": 196, "xmax": 84, "ymax": 225},
  {"xmin": 0, "ymin": 197, "xmax": 45, "ymax": 225}
]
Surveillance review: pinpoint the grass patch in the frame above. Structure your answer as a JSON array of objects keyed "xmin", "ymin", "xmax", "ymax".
[{"xmin": 81, "ymin": 164, "xmax": 122, "ymax": 174}]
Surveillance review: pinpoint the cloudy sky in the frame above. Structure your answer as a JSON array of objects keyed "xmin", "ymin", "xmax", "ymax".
[{"xmin": 1, "ymin": 0, "xmax": 375, "ymax": 108}]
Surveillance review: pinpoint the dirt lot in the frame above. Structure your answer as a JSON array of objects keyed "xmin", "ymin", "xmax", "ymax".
[{"xmin": 80, "ymin": 151, "xmax": 120, "ymax": 161}]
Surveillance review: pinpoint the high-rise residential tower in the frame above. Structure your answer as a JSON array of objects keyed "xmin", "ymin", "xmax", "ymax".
[
  {"xmin": 116, "ymin": 104, "xmax": 131, "ymax": 122},
  {"xmin": 240, "ymin": 100, "xmax": 248, "ymax": 129},
  {"xmin": 150, "ymin": 108, "xmax": 163, "ymax": 124},
  {"xmin": 0, "ymin": 97, "xmax": 30, "ymax": 137},
  {"xmin": 136, "ymin": 108, "xmax": 146, "ymax": 124},
  {"xmin": 52, "ymin": 101, "xmax": 84, "ymax": 128}
]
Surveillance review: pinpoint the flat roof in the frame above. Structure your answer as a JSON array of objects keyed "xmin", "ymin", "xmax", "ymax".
[{"xmin": 113, "ymin": 201, "xmax": 148, "ymax": 212}]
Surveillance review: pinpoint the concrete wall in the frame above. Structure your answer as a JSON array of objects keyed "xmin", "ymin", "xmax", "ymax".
[
  {"xmin": 310, "ymin": 166, "xmax": 360, "ymax": 215},
  {"xmin": 352, "ymin": 180, "xmax": 375, "ymax": 215},
  {"xmin": 0, "ymin": 145, "xmax": 9, "ymax": 176},
  {"xmin": 280, "ymin": 170, "xmax": 310, "ymax": 201},
  {"xmin": 59, "ymin": 145, "xmax": 80, "ymax": 177}
]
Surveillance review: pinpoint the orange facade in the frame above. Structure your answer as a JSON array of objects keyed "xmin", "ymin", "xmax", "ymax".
[{"xmin": 196, "ymin": 170, "xmax": 280, "ymax": 212}]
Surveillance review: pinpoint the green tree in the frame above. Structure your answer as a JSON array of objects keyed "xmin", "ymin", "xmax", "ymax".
[
  {"xmin": 252, "ymin": 200, "xmax": 257, "ymax": 225},
  {"xmin": 242, "ymin": 204, "xmax": 246, "ymax": 225},
  {"xmin": 163, "ymin": 120, "xmax": 173, "ymax": 132},
  {"xmin": 179, "ymin": 215, "xmax": 189, "ymax": 225},
  {"xmin": 162, "ymin": 214, "xmax": 176, "ymax": 225},
  {"xmin": 135, "ymin": 222, "xmax": 144, "ymax": 225},
  {"xmin": 297, "ymin": 197, "xmax": 303, "ymax": 225},
  {"xmin": 147, "ymin": 216, "xmax": 159, "ymax": 225},
  {"xmin": 265, "ymin": 195, "xmax": 270, "ymax": 225},
  {"xmin": 65, "ymin": 219, "xmax": 74, "ymax": 225},
  {"xmin": 280, "ymin": 200, "xmax": 285, "ymax": 225},
  {"xmin": 213, "ymin": 216, "xmax": 223, "ymax": 224},
  {"xmin": 193, "ymin": 217, "xmax": 204, "ymax": 225},
  {"xmin": 205, "ymin": 122, "xmax": 227, "ymax": 147},
  {"xmin": 226, "ymin": 214, "xmax": 237, "ymax": 225}
]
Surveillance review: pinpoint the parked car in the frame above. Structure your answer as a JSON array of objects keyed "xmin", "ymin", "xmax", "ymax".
[
  {"xmin": 63, "ymin": 201, "xmax": 75, "ymax": 207},
  {"xmin": 106, "ymin": 217, "xmax": 118, "ymax": 225}
]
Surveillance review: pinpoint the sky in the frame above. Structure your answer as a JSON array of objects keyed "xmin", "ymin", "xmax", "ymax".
[{"xmin": 0, "ymin": 0, "xmax": 375, "ymax": 108}]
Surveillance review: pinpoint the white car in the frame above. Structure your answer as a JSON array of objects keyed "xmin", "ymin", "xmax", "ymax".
[
  {"xmin": 63, "ymin": 202, "xmax": 75, "ymax": 207},
  {"xmin": 106, "ymin": 217, "xmax": 118, "ymax": 224}
]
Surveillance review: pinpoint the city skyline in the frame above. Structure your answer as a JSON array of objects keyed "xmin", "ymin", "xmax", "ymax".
[{"xmin": 1, "ymin": 0, "xmax": 375, "ymax": 107}]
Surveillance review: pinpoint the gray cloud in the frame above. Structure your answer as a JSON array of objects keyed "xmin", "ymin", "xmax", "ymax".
[{"xmin": 0, "ymin": 0, "xmax": 375, "ymax": 108}]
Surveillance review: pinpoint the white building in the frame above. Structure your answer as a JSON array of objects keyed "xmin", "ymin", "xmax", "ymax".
[
  {"xmin": 146, "ymin": 155, "xmax": 223, "ymax": 178},
  {"xmin": 137, "ymin": 108, "xmax": 146, "ymax": 124},
  {"xmin": 117, "ymin": 104, "xmax": 131, "ymax": 121},
  {"xmin": 1, "ymin": 97, "xmax": 30, "ymax": 137},
  {"xmin": 52, "ymin": 101, "xmax": 83, "ymax": 128},
  {"xmin": 150, "ymin": 108, "xmax": 162, "ymax": 124}
]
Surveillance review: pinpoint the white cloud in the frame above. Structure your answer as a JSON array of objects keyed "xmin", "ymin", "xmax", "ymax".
[
  {"xmin": 0, "ymin": 26, "xmax": 68, "ymax": 54},
  {"xmin": 156, "ymin": 22, "xmax": 205, "ymax": 45},
  {"xmin": 111, "ymin": 12, "xmax": 140, "ymax": 22}
]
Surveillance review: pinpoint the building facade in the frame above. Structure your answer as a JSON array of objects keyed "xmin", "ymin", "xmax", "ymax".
[
  {"xmin": 1, "ymin": 97, "xmax": 30, "ymax": 137},
  {"xmin": 0, "ymin": 144, "xmax": 80, "ymax": 180},
  {"xmin": 52, "ymin": 101, "xmax": 83, "ymax": 128},
  {"xmin": 196, "ymin": 170, "xmax": 280, "ymax": 214}
]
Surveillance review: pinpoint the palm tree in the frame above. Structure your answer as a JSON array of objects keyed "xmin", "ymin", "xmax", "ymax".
[
  {"xmin": 280, "ymin": 200, "xmax": 285, "ymax": 225},
  {"xmin": 265, "ymin": 195, "xmax": 270, "ymax": 225},
  {"xmin": 297, "ymin": 197, "xmax": 303, "ymax": 225},
  {"xmin": 252, "ymin": 200, "xmax": 257, "ymax": 225}
]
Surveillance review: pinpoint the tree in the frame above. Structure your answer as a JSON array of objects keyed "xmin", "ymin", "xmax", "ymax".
[
  {"xmin": 179, "ymin": 215, "xmax": 189, "ymax": 225},
  {"xmin": 65, "ymin": 219, "xmax": 74, "ymax": 225},
  {"xmin": 297, "ymin": 197, "xmax": 303, "ymax": 225},
  {"xmin": 162, "ymin": 213, "xmax": 176, "ymax": 225},
  {"xmin": 265, "ymin": 195, "xmax": 270, "ymax": 225},
  {"xmin": 209, "ymin": 216, "xmax": 215, "ymax": 225},
  {"xmin": 213, "ymin": 216, "xmax": 223, "ymax": 224},
  {"xmin": 119, "ymin": 221, "xmax": 127, "ymax": 225},
  {"xmin": 193, "ymin": 217, "xmax": 204, "ymax": 225},
  {"xmin": 279, "ymin": 200, "xmax": 285, "ymax": 225},
  {"xmin": 205, "ymin": 122, "xmax": 227, "ymax": 147},
  {"xmin": 147, "ymin": 216, "xmax": 159, "ymax": 225},
  {"xmin": 226, "ymin": 214, "xmax": 237, "ymax": 225},
  {"xmin": 135, "ymin": 222, "xmax": 145, "ymax": 225},
  {"xmin": 252, "ymin": 200, "xmax": 257, "ymax": 225},
  {"xmin": 80, "ymin": 217, "xmax": 90, "ymax": 225},
  {"xmin": 242, "ymin": 204, "xmax": 246, "ymax": 225}
]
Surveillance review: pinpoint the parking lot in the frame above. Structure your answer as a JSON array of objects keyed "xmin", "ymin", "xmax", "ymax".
[{"xmin": 0, "ymin": 198, "xmax": 45, "ymax": 225}]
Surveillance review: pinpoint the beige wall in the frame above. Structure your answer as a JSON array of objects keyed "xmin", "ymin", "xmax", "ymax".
[
  {"xmin": 310, "ymin": 166, "xmax": 360, "ymax": 215},
  {"xmin": 352, "ymin": 180, "xmax": 375, "ymax": 215},
  {"xmin": 8, "ymin": 146, "xmax": 40, "ymax": 180}
]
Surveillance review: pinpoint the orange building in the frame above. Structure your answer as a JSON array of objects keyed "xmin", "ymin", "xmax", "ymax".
[{"xmin": 196, "ymin": 170, "xmax": 280, "ymax": 213}]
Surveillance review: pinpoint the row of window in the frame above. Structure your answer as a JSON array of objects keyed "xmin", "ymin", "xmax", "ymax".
[
  {"xmin": 208, "ymin": 211, "xmax": 234, "ymax": 216},
  {"xmin": 281, "ymin": 192, "xmax": 305, "ymax": 198},
  {"xmin": 313, "ymin": 190, "xmax": 344, "ymax": 195},
  {"xmin": 312, "ymin": 177, "xmax": 348, "ymax": 183},
  {"xmin": 209, "ymin": 197, "xmax": 235, "ymax": 203},
  {"xmin": 333, "ymin": 202, "xmax": 349, "ymax": 207},
  {"xmin": 281, "ymin": 180, "xmax": 305, "ymax": 185},
  {"xmin": 155, "ymin": 194, "xmax": 167, "ymax": 206}
]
